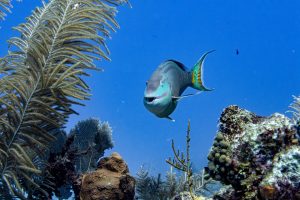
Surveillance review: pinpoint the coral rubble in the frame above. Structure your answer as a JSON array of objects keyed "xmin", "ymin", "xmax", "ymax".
[
  {"xmin": 207, "ymin": 105, "xmax": 300, "ymax": 199},
  {"xmin": 80, "ymin": 152, "xmax": 135, "ymax": 200}
]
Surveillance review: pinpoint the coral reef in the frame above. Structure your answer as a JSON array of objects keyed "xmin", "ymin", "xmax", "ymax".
[
  {"xmin": 135, "ymin": 121, "xmax": 220, "ymax": 200},
  {"xmin": 38, "ymin": 119, "xmax": 114, "ymax": 199},
  {"xmin": 44, "ymin": 133, "xmax": 78, "ymax": 198},
  {"xmin": 172, "ymin": 191, "xmax": 212, "ymax": 200},
  {"xmin": 166, "ymin": 120, "xmax": 194, "ymax": 196},
  {"xmin": 135, "ymin": 167, "xmax": 220, "ymax": 200},
  {"xmin": 259, "ymin": 146, "xmax": 300, "ymax": 199},
  {"xmin": 80, "ymin": 152, "xmax": 135, "ymax": 200},
  {"xmin": 172, "ymin": 192, "xmax": 195, "ymax": 200},
  {"xmin": 211, "ymin": 185, "xmax": 235, "ymax": 200},
  {"xmin": 206, "ymin": 105, "xmax": 300, "ymax": 199},
  {"xmin": 70, "ymin": 118, "xmax": 114, "ymax": 173},
  {"xmin": 135, "ymin": 167, "xmax": 179, "ymax": 200}
]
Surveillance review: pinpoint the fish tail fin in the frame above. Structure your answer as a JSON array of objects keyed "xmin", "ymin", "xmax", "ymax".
[{"xmin": 190, "ymin": 50, "xmax": 215, "ymax": 91}]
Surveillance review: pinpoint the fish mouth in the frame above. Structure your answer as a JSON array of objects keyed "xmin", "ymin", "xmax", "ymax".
[
  {"xmin": 144, "ymin": 92, "xmax": 169, "ymax": 104},
  {"xmin": 144, "ymin": 96, "xmax": 157, "ymax": 103}
]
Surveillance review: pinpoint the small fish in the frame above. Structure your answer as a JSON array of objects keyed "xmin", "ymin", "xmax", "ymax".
[{"xmin": 143, "ymin": 50, "xmax": 215, "ymax": 121}]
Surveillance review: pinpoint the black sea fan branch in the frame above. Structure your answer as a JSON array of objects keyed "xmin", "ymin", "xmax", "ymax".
[{"xmin": 0, "ymin": 0, "xmax": 128, "ymax": 198}]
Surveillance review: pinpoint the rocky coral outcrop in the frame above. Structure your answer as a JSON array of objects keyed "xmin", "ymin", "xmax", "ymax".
[
  {"xmin": 206, "ymin": 105, "xmax": 300, "ymax": 199},
  {"xmin": 172, "ymin": 192, "xmax": 195, "ymax": 200},
  {"xmin": 80, "ymin": 152, "xmax": 135, "ymax": 200},
  {"xmin": 259, "ymin": 146, "xmax": 300, "ymax": 199},
  {"xmin": 171, "ymin": 191, "xmax": 212, "ymax": 200}
]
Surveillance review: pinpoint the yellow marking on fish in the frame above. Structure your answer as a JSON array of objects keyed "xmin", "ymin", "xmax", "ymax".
[
  {"xmin": 192, "ymin": 72, "xmax": 195, "ymax": 84},
  {"xmin": 198, "ymin": 71, "xmax": 202, "ymax": 85}
]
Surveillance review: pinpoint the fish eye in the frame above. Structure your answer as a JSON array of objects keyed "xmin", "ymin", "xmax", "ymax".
[{"xmin": 146, "ymin": 81, "xmax": 148, "ymax": 86}]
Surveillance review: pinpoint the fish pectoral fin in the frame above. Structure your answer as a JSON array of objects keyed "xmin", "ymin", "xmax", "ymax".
[
  {"xmin": 172, "ymin": 91, "xmax": 202, "ymax": 101},
  {"xmin": 166, "ymin": 116, "xmax": 175, "ymax": 122}
]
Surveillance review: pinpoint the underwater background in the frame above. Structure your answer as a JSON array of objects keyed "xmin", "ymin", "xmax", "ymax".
[
  {"xmin": 0, "ymin": 0, "xmax": 300, "ymax": 199},
  {"xmin": 1, "ymin": 0, "xmax": 300, "ymax": 176}
]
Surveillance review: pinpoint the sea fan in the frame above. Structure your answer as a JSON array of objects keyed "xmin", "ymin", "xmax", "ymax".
[
  {"xmin": 0, "ymin": 0, "xmax": 128, "ymax": 198},
  {"xmin": 70, "ymin": 118, "xmax": 113, "ymax": 173},
  {"xmin": 0, "ymin": 0, "xmax": 12, "ymax": 20}
]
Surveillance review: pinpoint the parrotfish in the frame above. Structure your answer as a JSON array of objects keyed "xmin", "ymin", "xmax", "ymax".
[{"xmin": 143, "ymin": 50, "xmax": 214, "ymax": 121}]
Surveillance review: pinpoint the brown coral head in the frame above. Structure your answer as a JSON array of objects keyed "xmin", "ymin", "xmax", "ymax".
[
  {"xmin": 259, "ymin": 184, "xmax": 276, "ymax": 200},
  {"xmin": 97, "ymin": 152, "xmax": 129, "ymax": 174}
]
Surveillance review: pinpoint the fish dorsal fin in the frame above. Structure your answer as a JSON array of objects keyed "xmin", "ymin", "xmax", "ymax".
[{"xmin": 167, "ymin": 60, "xmax": 188, "ymax": 71}]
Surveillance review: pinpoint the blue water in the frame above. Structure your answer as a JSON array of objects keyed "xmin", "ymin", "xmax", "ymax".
[{"xmin": 1, "ymin": 0, "xmax": 300, "ymax": 178}]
